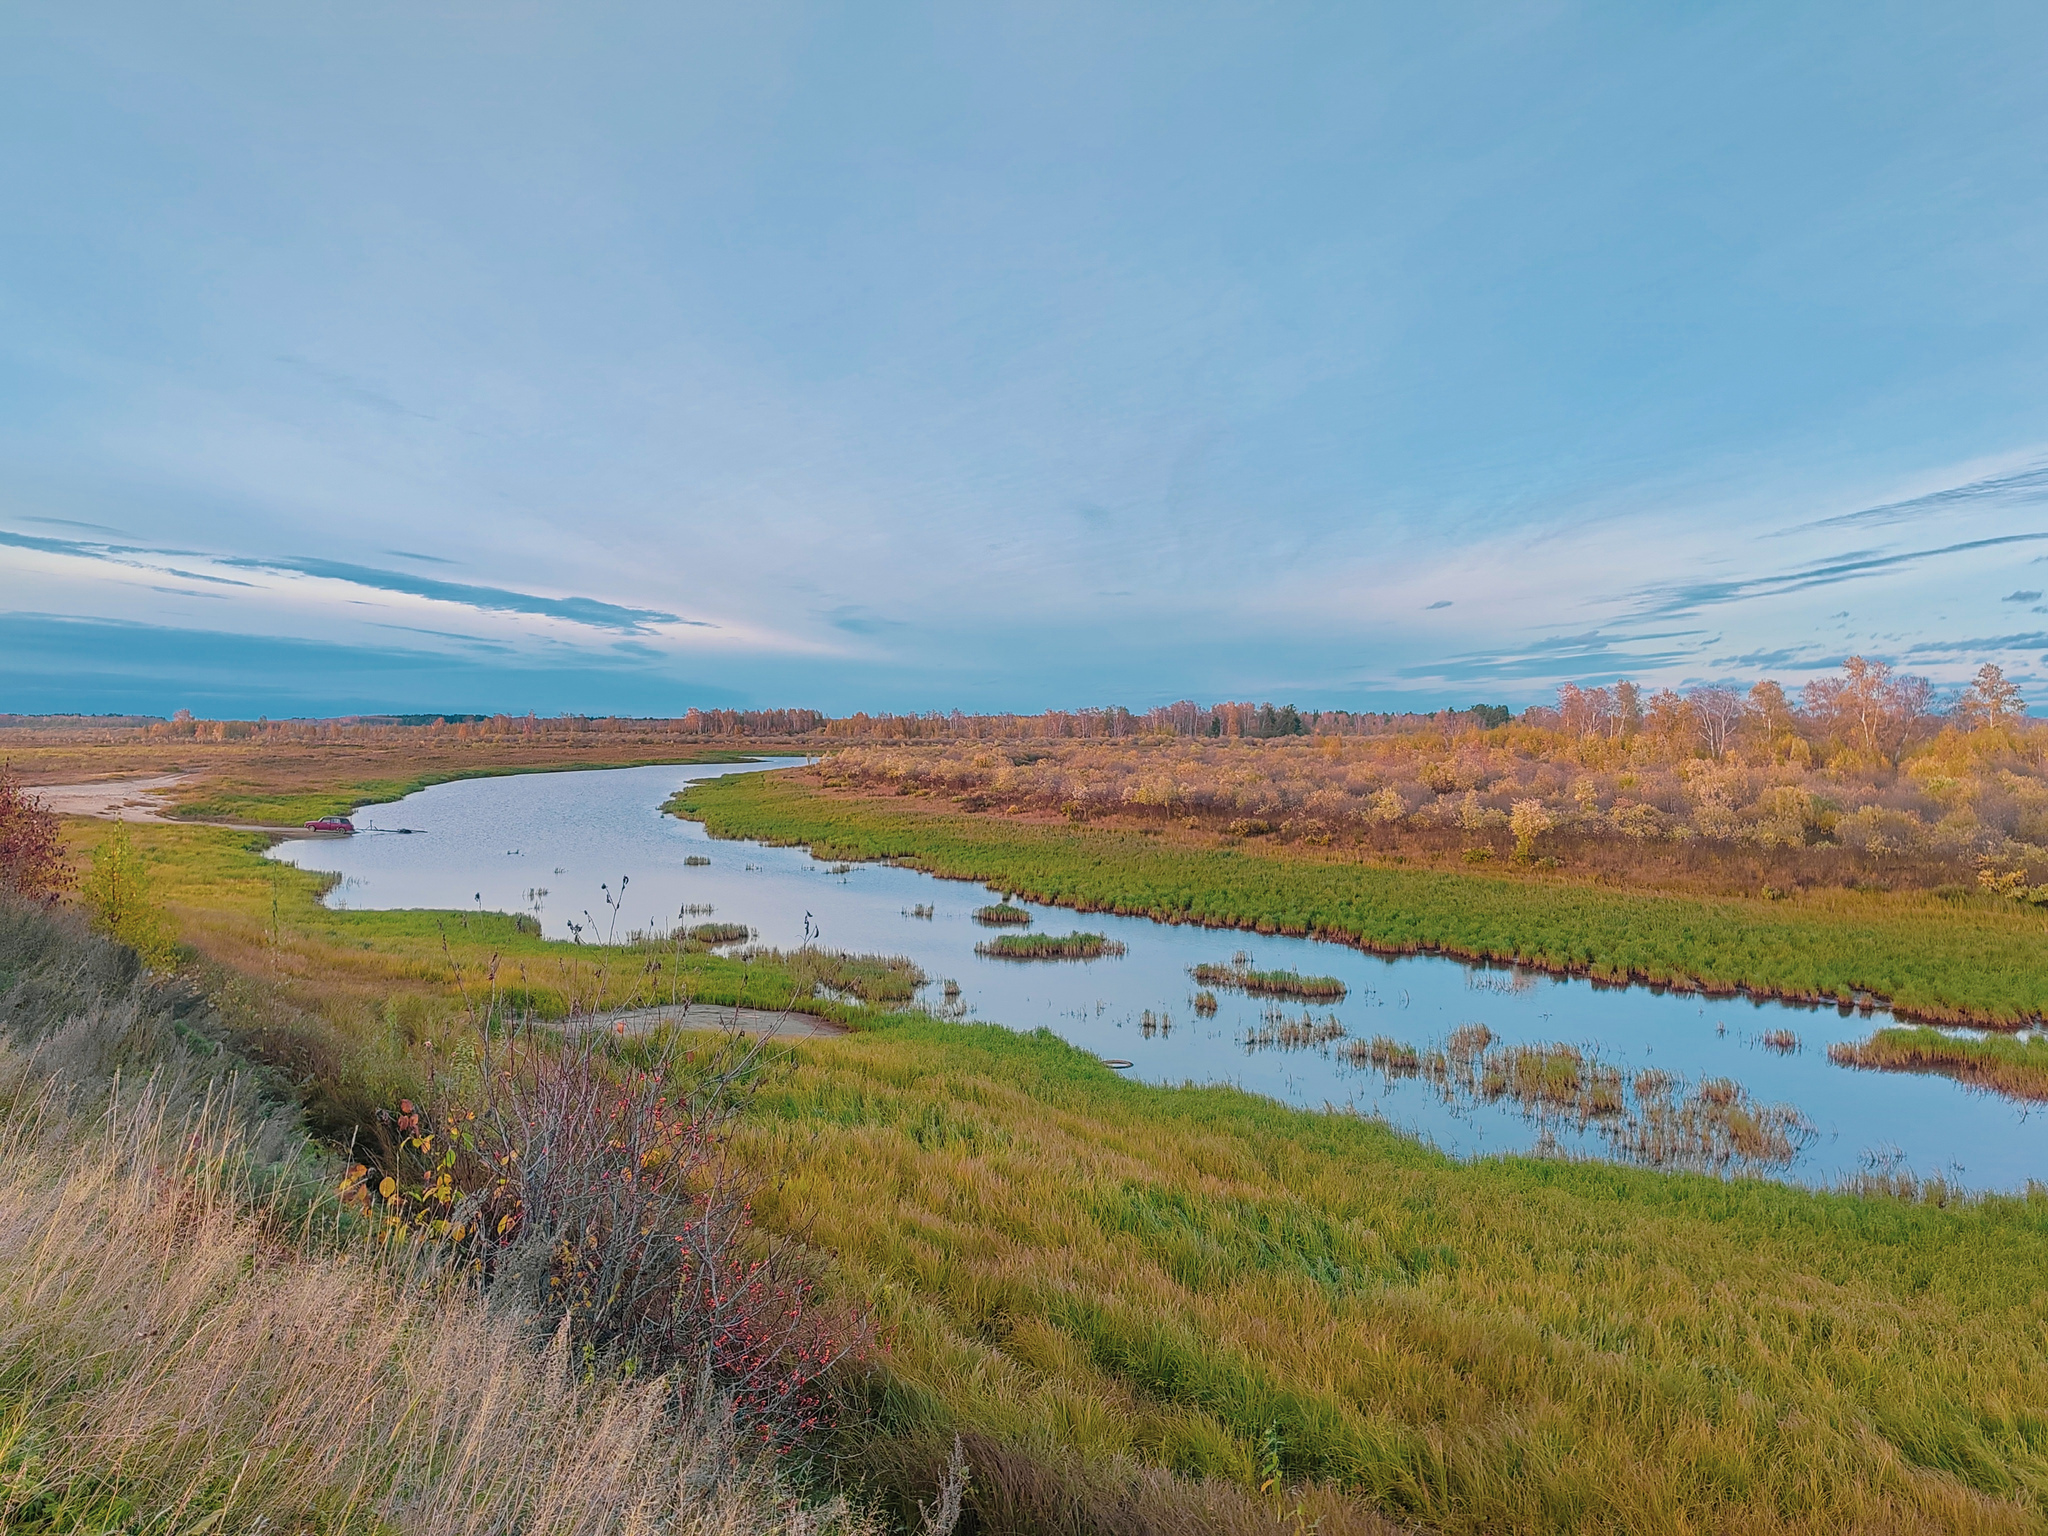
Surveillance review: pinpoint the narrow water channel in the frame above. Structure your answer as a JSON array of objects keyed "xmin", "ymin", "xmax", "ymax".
[{"xmin": 268, "ymin": 760, "xmax": 2048, "ymax": 1191}]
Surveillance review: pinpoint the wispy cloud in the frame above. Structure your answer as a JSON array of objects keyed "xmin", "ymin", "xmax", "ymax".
[
  {"xmin": 0, "ymin": 528, "xmax": 698, "ymax": 636},
  {"xmin": 1622, "ymin": 534, "xmax": 2048, "ymax": 620},
  {"xmin": 1782, "ymin": 463, "xmax": 2048, "ymax": 536},
  {"xmin": 217, "ymin": 556, "xmax": 696, "ymax": 635}
]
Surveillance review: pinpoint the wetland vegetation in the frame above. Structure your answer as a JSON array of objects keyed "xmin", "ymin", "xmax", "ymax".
[
  {"xmin": 1830, "ymin": 1026, "xmax": 2048, "ymax": 1101},
  {"xmin": 1191, "ymin": 957, "xmax": 1347, "ymax": 1001},
  {"xmin": 673, "ymin": 766, "xmax": 2048, "ymax": 1026},
  {"xmin": 973, "ymin": 930, "xmax": 1125, "ymax": 961},
  {"xmin": 10, "ymin": 714, "xmax": 2048, "ymax": 1532}
]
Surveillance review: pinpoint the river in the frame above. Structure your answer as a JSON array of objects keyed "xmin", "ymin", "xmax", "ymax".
[{"xmin": 267, "ymin": 759, "xmax": 2048, "ymax": 1190}]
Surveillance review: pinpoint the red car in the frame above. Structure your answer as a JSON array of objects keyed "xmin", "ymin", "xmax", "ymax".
[{"xmin": 304, "ymin": 816, "xmax": 355, "ymax": 833}]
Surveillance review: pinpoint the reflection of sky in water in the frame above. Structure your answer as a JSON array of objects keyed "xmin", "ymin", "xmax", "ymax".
[{"xmin": 270, "ymin": 762, "xmax": 2048, "ymax": 1191}]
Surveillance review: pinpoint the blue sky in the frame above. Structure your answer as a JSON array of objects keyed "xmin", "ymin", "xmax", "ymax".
[{"xmin": 3, "ymin": 4, "xmax": 2046, "ymax": 718}]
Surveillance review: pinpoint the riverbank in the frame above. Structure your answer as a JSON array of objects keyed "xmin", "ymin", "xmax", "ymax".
[{"xmin": 670, "ymin": 769, "xmax": 2048, "ymax": 1028}]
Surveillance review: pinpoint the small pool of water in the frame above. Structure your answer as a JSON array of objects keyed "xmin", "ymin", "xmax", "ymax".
[{"xmin": 269, "ymin": 761, "xmax": 2048, "ymax": 1191}]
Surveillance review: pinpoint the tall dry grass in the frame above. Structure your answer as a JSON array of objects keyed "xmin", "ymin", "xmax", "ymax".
[{"xmin": 0, "ymin": 898, "xmax": 876, "ymax": 1536}]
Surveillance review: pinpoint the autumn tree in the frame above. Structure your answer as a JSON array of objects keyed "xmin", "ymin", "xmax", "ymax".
[
  {"xmin": 1510, "ymin": 798, "xmax": 1554, "ymax": 860},
  {"xmin": 1612, "ymin": 680, "xmax": 1643, "ymax": 737},
  {"xmin": 0, "ymin": 769, "xmax": 65, "ymax": 899},
  {"xmin": 1686, "ymin": 684, "xmax": 1745, "ymax": 760},
  {"xmin": 1800, "ymin": 656, "xmax": 1934, "ymax": 766},
  {"xmin": 1955, "ymin": 662, "xmax": 2027, "ymax": 731},
  {"xmin": 1642, "ymin": 688, "xmax": 1695, "ymax": 752}
]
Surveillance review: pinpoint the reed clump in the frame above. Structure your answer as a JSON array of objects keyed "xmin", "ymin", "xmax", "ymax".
[
  {"xmin": 1346, "ymin": 1020, "xmax": 1813, "ymax": 1171},
  {"xmin": 974, "ymin": 932, "xmax": 1125, "ymax": 961},
  {"xmin": 1191, "ymin": 961, "xmax": 1347, "ymax": 1001},
  {"xmin": 972, "ymin": 903, "xmax": 1032, "ymax": 926},
  {"xmin": 687, "ymin": 920, "xmax": 752, "ymax": 944},
  {"xmin": 737, "ymin": 947, "xmax": 925, "ymax": 1005},
  {"xmin": 1242, "ymin": 1009, "xmax": 1346, "ymax": 1052},
  {"xmin": 1831, "ymin": 1027, "xmax": 2048, "ymax": 1101}
]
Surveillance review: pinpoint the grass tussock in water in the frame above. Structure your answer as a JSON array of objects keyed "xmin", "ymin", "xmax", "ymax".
[
  {"xmin": 973, "ymin": 931, "xmax": 1125, "ymax": 961},
  {"xmin": 685, "ymin": 920, "xmax": 751, "ymax": 944},
  {"xmin": 1831, "ymin": 1026, "xmax": 2048, "ymax": 1101},
  {"xmin": 971, "ymin": 902, "xmax": 1032, "ymax": 926},
  {"xmin": 1192, "ymin": 960, "xmax": 1347, "ymax": 1001},
  {"xmin": 1241, "ymin": 1008, "xmax": 1346, "ymax": 1052},
  {"xmin": 1347, "ymin": 1022, "xmax": 1813, "ymax": 1171}
]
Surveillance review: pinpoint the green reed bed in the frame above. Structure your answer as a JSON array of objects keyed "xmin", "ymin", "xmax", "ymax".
[
  {"xmin": 972, "ymin": 902, "xmax": 1032, "ymax": 926},
  {"xmin": 667, "ymin": 770, "xmax": 2048, "ymax": 1025},
  {"xmin": 1832, "ymin": 1026, "xmax": 2048, "ymax": 1101},
  {"xmin": 1191, "ymin": 960, "xmax": 1347, "ymax": 1000},
  {"xmin": 688, "ymin": 920, "xmax": 752, "ymax": 944},
  {"xmin": 974, "ymin": 931, "xmax": 1125, "ymax": 960},
  {"xmin": 1346, "ymin": 1021, "xmax": 1811, "ymax": 1170}
]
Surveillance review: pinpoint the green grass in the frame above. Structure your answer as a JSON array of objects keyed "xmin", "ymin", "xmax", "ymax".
[
  {"xmin": 1832, "ymin": 1027, "xmax": 2048, "ymax": 1101},
  {"xmin": 974, "ymin": 931, "xmax": 1125, "ymax": 960},
  {"xmin": 1190, "ymin": 962, "xmax": 1348, "ymax": 1000},
  {"xmin": 740, "ymin": 1009, "xmax": 2048, "ymax": 1532},
  {"xmin": 670, "ymin": 771, "xmax": 2048, "ymax": 1026}
]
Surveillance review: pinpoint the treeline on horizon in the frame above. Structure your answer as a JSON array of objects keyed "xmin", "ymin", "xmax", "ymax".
[{"xmin": 0, "ymin": 654, "xmax": 2029, "ymax": 748}]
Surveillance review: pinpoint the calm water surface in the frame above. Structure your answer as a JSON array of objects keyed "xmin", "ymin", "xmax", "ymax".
[{"xmin": 269, "ymin": 761, "xmax": 2048, "ymax": 1190}]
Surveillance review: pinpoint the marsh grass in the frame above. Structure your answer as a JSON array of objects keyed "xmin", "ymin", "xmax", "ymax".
[
  {"xmin": 673, "ymin": 771, "xmax": 2048, "ymax": 1024},
  {"xmin": 1831, "ymin": 1026, "xmax": 2048, "ymax": 1101},
  {"xmin": 742, "ymin": 1010, "xmax": 2048, "ymax": 1533},
  {"xmin": 1346, "ymin": 1021, "xmax": 1812, "ymax": 1170},
  {"xmin": 737, "ymin": 947, "xmax": 925, "ymax": 1006},
  {"xmin": 973, "ymin": 932, "xmax": 1126, "ymax": 961},
  {"xmin": 971, "ymin": 903, "xmax": 1032, "ymax": 926},
  {"xmin": 1241, "ymin": 1009, "xmax": 1346, "ymax": 1052},
  {"xmin": 1192, "ymin": 961, "xmax": 1347, "ymax": 1001},
  {"xmin": 688, "ymin": 921, "xmax": 752, "ymax": 944}
]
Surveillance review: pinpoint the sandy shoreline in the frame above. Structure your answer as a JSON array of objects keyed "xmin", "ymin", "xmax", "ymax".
[{"xmin": 24, "ymin": 774, "xmax": 195, "ymax": 822}]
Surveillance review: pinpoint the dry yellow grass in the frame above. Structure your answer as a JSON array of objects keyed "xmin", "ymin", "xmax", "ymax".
[{"xmin": 0, "ymin": 904, "xmax": 877, "ymax": 1536}]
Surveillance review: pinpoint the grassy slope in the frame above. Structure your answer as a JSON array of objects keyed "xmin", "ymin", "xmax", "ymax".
[
  {"xmin": 0, "ymin": 899, "xmax": 853, "ymax": 1536},
  {"xmin": 749, "ymin": 1011, "xmax": 2048, "ymax": 1532},
  {"xmin": 673, "ymin": 771, "xmax": 2048, "ymax": 1026}
]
